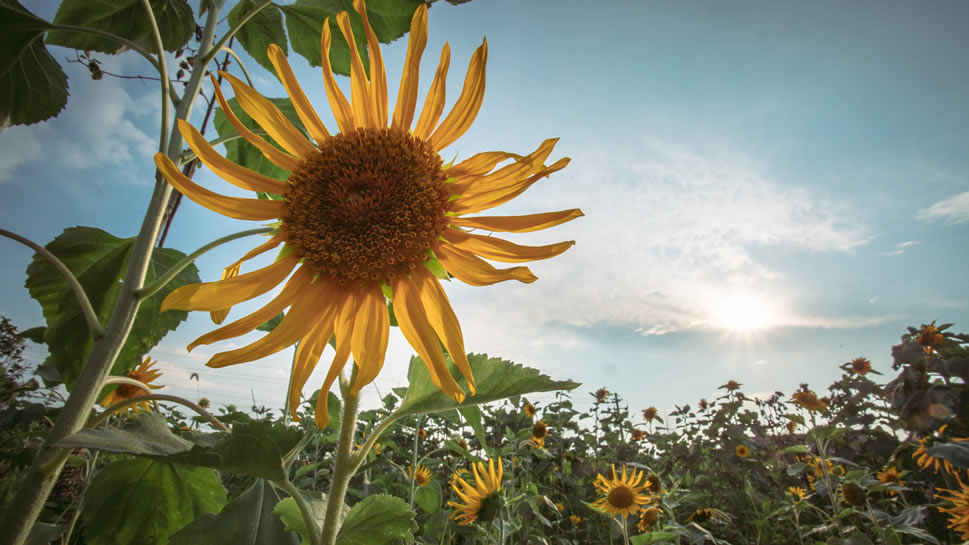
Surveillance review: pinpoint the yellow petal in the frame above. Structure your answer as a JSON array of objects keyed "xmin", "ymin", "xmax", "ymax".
[
  {"xmin": 162, "ymin": 254, "xmax": 299, "ymax": 312},
  {"xmin": 354, "ymin": 0, "xmax": 388, "ymax": 126},
  {"xmin": 221, "ymin": 72, "xmax": 318, "ymax": 158},
  {"xmin": 210, "ymin": 75, "xmax": 302, "ymax": 172},
  {"xmin": 428, "ymin": 39, "xmax": 487, "ymax": 151},
  {"xmin": 337, "ymin": 11, "xmax": 377, "ymax": 129},
  {"xmin": 434, "ymin": 243, "xmax": 536, "ymax": 286},
  {"xmin": 448, "ymin": 138, "xmax": 558, "ymax": 196},
  {"xmin": 412, "ymin": 266, "xmax": 475, "ymax": 394},
  {"xmin": 320, "ymin": 20, "xmax": 355, "ymax": 133},
  {"xmin": 392, "ymin": 273, "xmax": 465, "ymax": 401},
  {"xmin": 177, "ymin": 120, "xmax": 289, "ymax": 195},
  {"xmin": 209, "ymin": 262, "xmax": 241, "ymax": 325},
  {"xmin": 413, "ymin": 43, "xmax": 450, "ymax": 139},
  {"xmin": 392, "ymin": 4, "xmax": 427, "ymax": 131},
  {"xmin": 449, "ymin": 209, "xmax": 584, "ymax": 233},
  {"xmin": 444, "ymin": 228, "xmax": 575, "ymax": 263},
  {"xmin": 314, "ymin": 289, "xmax": 356, "ymax": 428},
  {"xmin": 449, "ymin": 157, "xmax": 570, "ymax": 215},
  {"xmin": 206, "ymin": 278, "xmax": 334, "ymax": 368},
  {"xmin": 267, "ymin": 43, "xmax": 330, "ymax": 144},
  {"xmin": 447, "ymin": 150, "xmax": 520, "ymax": 178},
  {"xmin": 189, "ymin": 265, "xmax": 313, "ymax": 351},
  {"xmin": 154, "ymin": 153, "xmax": 285, "ymax": 221},
  {"xmin": 288, "ymin": 302, "xmax": 338, "ymax": 419},
  {"xmin": 348, "ymin": 283, "xmax": 389, "ymax": 396}
]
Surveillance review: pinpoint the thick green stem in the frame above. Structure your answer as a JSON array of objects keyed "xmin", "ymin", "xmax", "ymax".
[
  {"xmin": 320, "ymin": 391, "xmax": 360, "ymax": 545},
  {"xmin": 86, "ymin": 393, "xmax": 228, "ymax": 432},
  {"xmin": 277, "ymin": 478, "xmax": 322, "ymax": 545},
  {"xmin": 141, "ymin": 0, "xmax": 170, "ymax": 154}
]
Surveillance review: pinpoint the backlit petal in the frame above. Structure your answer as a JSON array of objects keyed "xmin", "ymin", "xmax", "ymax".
[
  {"xmin": 178, "ymin": 120, "xmax": 289, "ymax": 194},
  {"xmin": 428, "ymin": 39, "xmax": 487, "ymax": 151},
  {"xmin": 267, "ymin": 43, "xmax": 330, "ymax": 143},
  {"xmin": 209, "ymin": 262, "xmax": 241, "ymax": 325},
  {"xmin": 320, "ymin": 21, "xmax": 355, "ymax": 132},
  {"xmin": 449, "ymin": 209, "xmax": 584, "ymax": 233},
  {"xmin": 412, "ymin": 266, "xmax": 475, "ymax": 394},
  {"xmin": 354, "ymin": 0, "xmax": 388, "ymax": 126},
  {"xmin": 449, "ymin": 157, "xmax": 570, "ymax": 215},
  {"xmin": 392, "ymin": 4, "xmax": 427, "ymax": 131},
  {"xmin": 288, "ymin": 299, "xmax": 338, "ymax": 419},
  {"xmin": 221, "ymin": 72, "xmax": 318, "ymax": 158},
  {"xmin": 435, "ymin": 244, "xmax": 536, "ymax": 286},
  {"xmin": 444, "ymin": 228, "xmax": 575, "ymax": 263},
  {"xmin": 348, "ymin": 283, "xmax": 390, "ymax": 396},
  {"xmin": 337, "ymin": 11, "xmax": 377, "ymax": 129},
  {"xmin": 162, "ymin": 255, "xmax": 299, "ymax": 312},
  {"xmin": 314, "ymin": 289, "xmax": 355, "ymax": 427},
  {"xmin": 413, "ymin": 44, "xmax": 450, "ymax": 139},
  {"xmin": 447, "ymin": 150, "xmax": 520, "ymax": 178},
  {"xmin": 448, "ymin": 138, "xmax": 558, "ymax": 196}
]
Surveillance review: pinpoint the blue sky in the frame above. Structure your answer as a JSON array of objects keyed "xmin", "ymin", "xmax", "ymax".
[{"xmin": 1, "ymin": 0, "xmax": 968, "ymax": 419}]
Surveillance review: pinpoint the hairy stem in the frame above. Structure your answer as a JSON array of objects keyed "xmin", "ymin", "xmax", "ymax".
[
  {"xmin": 278, "ymin": 478, "xmax": 322, "ymax": 545},
  {"xmin": 320, "ymin": 391, "xmax": 360, "ymax": 545}
]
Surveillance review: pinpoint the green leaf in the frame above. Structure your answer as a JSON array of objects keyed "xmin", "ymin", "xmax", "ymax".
[
  {"xmin": 228, "ymin": 0, "xmax": 287, "ymax": 76},
  {"xmin": 630, "ymin": 532, "xmax": 681, "ymax": 544},
  {"xmin": 51, "ymin": 412, "xmax": 193, "ymax": 456},
  {"xmin": 335, "ymin": 494, "xmax": 416, "ymax": 545},
  {"xmin": 458, "ymin": 405, "xmax": 487, "ymax": 448},
  {"xmin": 257, "ymin": 311, "xmax": 284, "ymax": 332},
  {"xmin": 0, "ymin": 0, "xmax": 68, "ymax": 128},
  {"xmin": 46, "ymin": 0, "xmax": 195, "ymax": 54},
  {"xmin": 414, "ymin": 480, "xmax": 441, "ymax": 514},
  {"xmin": 26, "ymin": 523, "xmax": 67, "ymax": 545},
  {"xmin": 212, "ymin": 96, "xmax": 306, "ymax": 182},
  {"xmin": 24, "ymin": 227, "xmax": 200, "ymax": 389},
  {"xmin": 164, "ymin": 420, "xmax": 304, "ymax": 481},
  {"xmin": 396, "ymin": 353, "xmax": 579, "ymax": 417},
  {"xmin": 16, "ymin": 326, "xmax": 45, "ymax": 344},
  {"xmin": 169, "ymin": 479, "xmax": 299, "ymax": 545},
  {"xmin": 274, "ymin": 490, "xmax": 330, "ymax": 545},
  {"xmin": 82, "ymin": 459, "xmax": 226, "ymax": 545}
]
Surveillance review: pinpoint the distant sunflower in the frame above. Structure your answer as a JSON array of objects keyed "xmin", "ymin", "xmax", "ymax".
[
  {"xmin": 595, "ymin": 388, "xmax": 610, "ymax": 403},
  {"xmin": 698, "ymin": 398, "xmax": 708, "ymax": 411},
  {"xmin": 197, "ymin": 397, "xmax": 210, "ymax": 409},
  {"xmin": 786, "ymin": 420, "xmax": 798, "ymax": 434},
  {"xmin": 99, "ymin": 357, "xmax": 164, "ymax": 415},
  {"xmin": 645, "ymin": 473, "xmax": 662, "ymax": 495},
  {"xmin": 155, "ymin": 0, "xmax": 581, "ymax": 429},
  {"xmin": 630, "ymin": 428, "xmax": 645, "ymax": 441},
  {"xmin": 686, "ymin": 508, "xmax": 730, "ymax": 524},
  {"xmin": 554, "ymin": 502, "xmax": 564, "ymax": 512},
  {"xmin": 637, "ymin": 506, "xmax": 662, "ymax": 532},
  {"xmin": 530, "ymin": 420, "xmax": 549, "ymax": 448},
  {"xmin": 792, "ymin": 390, "xmax": 828, "ymax": 412},
  {"xmin": 917, "ymin": 324, "xmax": 945, "ymax": 353},
  {"xmin": 592, "ymin": 464, "xmax": 651, "ymax": 519},
  {"xmin": 914, "ymin": 437, "xmax": 966, "ymax": 475},
  {"xmin": 787, "ymin": 486, "xmax": 806, "ymax": 501},
  {"xmin": 850, "ymin": 357, "xmax": 872, "ymax": 375},
  {"xmin": 523, "ymin": 402, "xmax": 537, "ymax": 418},
  {"xmin": 936, "ymin": 475, "xmax": 969, "ymax": 539},
  {"xmin": 722, "ymin": 380, "xmax": 741, "ymax": 391},
  {"xmin": 410, "ymin": 464, "xmax": 431, "ymax": 486},
  {"xmin": 417, "ymin": 427, "xmax": 427, "ymax": 439},
  {"xmin": 735, "ymin": 444, "xmax": 749, "ymax": 458},
  {"xmin": 569, "ymin": 515, "xmax": 582, "ymax": 524},
  {"xmin": 448, "ymin": 458, "xmax": 503, "ymax": 525},
  {"xmin": 876, "ymin": 466, "xmax": 904, "ymax": 495},
  {"xmin": 642, "ymin": 406, "xmax": 659, "ymax": 422}
]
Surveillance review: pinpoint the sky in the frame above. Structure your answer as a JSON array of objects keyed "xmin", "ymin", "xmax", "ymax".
[{"xmin": 1, "ymin": 0, "xmax": 968, "ymax": 423}]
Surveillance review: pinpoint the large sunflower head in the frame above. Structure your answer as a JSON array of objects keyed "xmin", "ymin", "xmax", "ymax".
[
  {"xmin": 155, "ymin": 0, "xmax": 582, "ymax": 428},
  {"xmin": 99, "ymin": 356, "xmax": 164, "ymax": 415},
  {"xmin": 591, "ymin": 464, "xmax": 651, "ymax": 519},
  {"xmin": 447, "ymin": 458, "xmax": 503, "ymax": 526}
]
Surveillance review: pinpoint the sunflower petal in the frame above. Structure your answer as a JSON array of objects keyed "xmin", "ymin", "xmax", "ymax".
[
  {"xmin": 337, "ymin": 11, "xmax": 377, "ymax": 129},
  {"xmin": 447, "ymin": 150, "xmax": 520, "ymax": 178},
  {"xmin": 162, "ymin": 254, "xmax": 299, "ymax": 314},
  {"xmin": 354, "ymin": 0, "xmax": 388, "ymax": 126},
  {"xmin": 209, "ymin": 261, "xmax": 241, "ymax": 325},
  {"xmin": 448, "ymin": 138, "xmax": 558, "ymax": 195},
  {"xmin": 210, "ymin": 75, "xmax": 301, "ymax": 172},
  {"xmin": 221, "ymin": 72, "xmax": 318, "ymax": 158},
  {"xmin": 435, "ymin": 244, "xmax": 536, "ymax": 286},
  {"xmin": 392, "ymin": 273, "xmax": 465, "ymax": 401},
  {"xmin": 154, "ymin": 153, "xmax": 285, "ymax": 221},
  {"xmin": 189, "ymin": 265, "xmax": 313, "ymax": 351},
  {"xmin": 288, "ymin": 307, "xmax": 337, "ymax": 419},
  {"xmin": 413, "ymin": 44, "xmax": 450, "ymax": 139},
  {"xmin": 267, "ymin": 43, "xmax": 330, "ymax": 143},
  {"xmin": 178, "ymin": 120, "xmax": 289, "ymax": 195},
  {"xmin": 412, "ymin": 266, "xmax": 475, "ymax": 394},
  {"xmin": 449, "ymin": 209, "xmax": 584, "ymax": 233},
  {"xmin": 314, "ymin": 290, "xmax": 356, "ymax": 428},
  {"xmin": 349, "ymin": 283, "xmax": 390, "ymax": 396},
  {"xmin": 428, "ymin": 39, "xmax": 487, "ymax": 151},
  {"xmin": 392, "ymin": 4, "xmax": 427, "ymax": 131},
  {"xmin": 444, "ymin": 228, "xmax": 575, "ymax": 263},
  {"xmin": 320, "ymin": 21, "xmax": 355, "ymax": 133},
  {"xmin": 450, "ymin": 157, "xmax": 570, "ymax": 215}
]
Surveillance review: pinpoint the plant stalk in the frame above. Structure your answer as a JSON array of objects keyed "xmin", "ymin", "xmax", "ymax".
[{"xmin": 320, "ymin": 390, "xmax": 360, "ymax": 545}]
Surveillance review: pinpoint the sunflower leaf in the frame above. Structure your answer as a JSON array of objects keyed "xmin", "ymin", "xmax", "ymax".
[
  {"xmin": 396, "ymin": 353, "xmax": 579, "ymax": 417},
  {"xmin": 169, "ymin": 479, "xmax": 298, "ymax": 545},
  {"xmin": 414, "ymin": 480, "xmax": 441, "ymax": 514},
  {"xmin": 24, "ymin": 227, "xmax": 199, "ymax": 389},
  {"xmin": 274, "ymin": 489, "xmax": 349, "ymax": 545},
  {"xmin": 212, "ymin": 96, "xmax": 306, "ymax": 182},
  {"xmin": 46, "ymin": 0, "xmax": 195, "ymax": 54},
  {"xmin": 228, "ymin": 0, "xmax": 287, "ymax": 76},
  {"xmin": 81, "ymin": 459, "xmax": 226, "ymax": 545},
  {"xmin": 51, "ymin": 413, "xmax": 193, "ymax": 456},
  {"xmin": 335, "ymin": 494, "xmax": 416, "ymax": 545},
  {"xmin": 0, "ymin": 0, "xmax": 68, "ymax": 128}
]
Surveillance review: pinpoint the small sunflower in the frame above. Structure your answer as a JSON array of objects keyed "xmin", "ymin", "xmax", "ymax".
[
  {"xmin": 787, "ymin": 486, "xmax": 806, "ymax": 501},
  {"xmin": 792, "ymin": 390, "xmax": 828, "ymax": 412},
  {"xmin": 592, "ymin": 464, "xmax": 651, "ymax": 519},
  {"xmin": 642, "ymin": 406, "xmax": 659, "ymax": 422},
  {"xmin": 554, "ymin": 502, "xmax": 564, "ymax": 512},
  {"xmin": 735, "ymin": 444, "xmax": 749, "ymax": 458},
  {"xmin": 197, "ymin": 397, "xmax": 211, "ymax": 409},
  {"xmin": 644, "ymin": 473, "xmax": 662, "ymax": 495},
  {"xmin": 876, "ymin": 466, "xmax": 904, "ymax": 495},
  {"xmin": 594, "ymin": 388, "xmax": 610, "ymax": 403},
  {"xmin": 914, "ymin": 437, "xmax": 966, "ymax": 475},
  {"xmin": 410, "ymin": 464, "xmax": 431, "ymax": 486},
  {"xmin": 630, "ymin": 428, "xmax": 645, "ymax": 441},
  {"xmin": 530, "ymin": 420, "xmax": 549, "ymax": 446},
  {"xmin": 849, "ymin": 357, "xmax": 872, "ymax": 375},
  {"xmin": 685, "ymin": 508, "xmax": 730, "ymax": 524},
  {"xmin": 637, "ymin": 506, "xmax": 662, "ymax": 532},
  {"xmin": 936, "ymin": 474, "xmax": 969, "ymax": 539},
  {"xmin": 523, "ymin": 402, "xmax": 537, "ymax": 418},
  {"xmin": 447, "ymin": 458, "xmax": 503, "ymax": 525},
  {"xmin": 698, "ymin": 398, "xmax": 708, "ymax": 411},
  {"xmin": 786, "ymin": 420, "xmax": 798, "ymax": 434},
  {"xmin": 155, "ymin": 0, "xmax": 581, "ymax": 429},
  {"xmin": 722, "ymin": 380, "xmax": 741, "ymax": 391},
  {"xmin": 917, "ymin": 324, "xmax": 945, "ymax": 353},
  {"xmin": 99, "ymin": 357, "xmax": 164, "ymax": 415},
  {"xmin": 569, "ymin": 515, "xmax": 582, "ymax": 524},
  {"xmin": 417, "ymin": 427, "xmax": 427, "ymax": 439}
]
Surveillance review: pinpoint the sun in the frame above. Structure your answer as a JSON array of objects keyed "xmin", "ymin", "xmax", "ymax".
[{"xmin": 715, "ymin": 294, "xmax": 772, "ymax": 331}]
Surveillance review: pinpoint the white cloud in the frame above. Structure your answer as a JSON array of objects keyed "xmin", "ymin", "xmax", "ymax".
[{"xmin": 917, "ymin": 192, "xmax": 969, "ymax": 224}]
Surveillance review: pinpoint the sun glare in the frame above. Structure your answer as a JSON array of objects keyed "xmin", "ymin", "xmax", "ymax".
[{"xmin": 715, "ymin": 294, "xmax": 772, "ymax": 331}]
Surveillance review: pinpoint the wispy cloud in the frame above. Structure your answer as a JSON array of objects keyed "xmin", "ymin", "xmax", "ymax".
[{"xmin": 917, "ymin": 192, "xmax": 969, "ymax": 224}]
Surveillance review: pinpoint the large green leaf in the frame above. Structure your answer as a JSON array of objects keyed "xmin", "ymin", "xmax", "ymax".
[
  {"xmin": 46, "ymin": 0, "xmax": 195, "ymax": 54},
  {"xmin": 51, "ymin": 413, "xmax": 193, "ymax": 456},
  {"xmin": 228, "ymin": 0, "xmax": 287, "ymax": 76},
  {"xmin": 274, "ymin": 489, "xmax": 349, "ymax": 545},
  {"xmin": 335, "ymin": 494, "xmax": 416, "ymax": 545},
  {"xmin": 169, "ymin": 479, "xmax": 299, "ymax": 545},
  {"xmin": 212, "ymin": 96, "xmax": 306, "ymax": 182},
  {"xmin": 163, "ymin": 420, "xmax": 304, "ymax": 481},
  {"xmin": 396, "ymin": 353, "xmax": 579, "ymax": 417},
  {"xmin": 414, "ymin": 480, "xmax": 441, "ymax": 514},
  {"xmin": 24, "ymin": 227, "xmax": 199, "ymax": 388},
  {"xmin": 82, "ymin": 459, "xmax": 226, "ymax": 545},
  {"xmin": 0, "ymin": 0, "xmax": 68, "ymax": 128}
]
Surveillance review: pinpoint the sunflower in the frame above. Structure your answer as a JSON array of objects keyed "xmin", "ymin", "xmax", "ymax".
[
  {"xmin": 594, "ymin": 388, "xmax": 610, "ymax": 403},
  {"xmin": 792, "ymin": 390, "xmax": 827, "ymax": 412},
  {"xmin": 642, "ymin": 406, "xmax": 659, "ymax": 422},
  {"xmin": 99, "ymin": 356, "xmax": 164, "ymax": 415},
  {"xmin": 637, "ymin": 506, "xmax": 662, "ymax": 532},
  {"xmin": 787, "ymin": 486, "xmax": 806, "ymax": 501},
  {"xmin": 685, "ymin": 508, "xmax": 730, "ymax": 524},
  {"xmin": 569, "ymin": 515, "xmax": 582, "ymax": 524},
  {"xmin": 447, "ymin": 458, "xmax": 503, "ymax": 525},
  {"xmin": 876, "ymin": 466, "xmax": 904, "ymax": 495},
  {"xmin": 914, "ymin": 437, "xmax": 966, "ymax": 475},
  {"xmin": 591, "ymin": 464, "xmax": 651, "ymax": 519},
  {"xmin": 698, "ymin": 398, "xmax": 708, "ymax": 411},
  {"xmin": 523, "ymin": 402, "xmax": 537, "ymax": 418},
  {"xmin": 645, "ymin": 473, "xmax": 662, "ymax": 495},
  {"xmin": 722, "ymin": 380, "xmax": 741, "ymax": 391},
  {"xmin": 849, "ymin": 357, "xmax": 872, "ymax": 375},
  {"xmin": 936, "ymin": 474, "xmax": 969, "ymax": 539},
  {"xmin": 417, "ymin": 427, "xmax": 427, "ymax": 439},
  {"xmin": 554, "ymin": 502, "xmax": 564, "ymax": 512},
  {"xmin": 786, "ymin": 420, "xmax": 798, "ymax": 434},
  {"xmin": 735, "ymin": 444, "xmax": 749, "ymax": 458},
  {"xmin": 630, "ymin": 428, "xmax": 645, "ymax": 441},
  {"xmin": 917, "ymin": 324, "xmax": 945, "ymax": 353},
  {"xmin": 409, "ymin": 464, "xmax": 431, "ymax": 486},
  {"xmin": 197, "ymin": 397, "xmax": 211, "ymax": 409},
  {"xmin": 155, "ymin": 0, "xmax": 581, "ymax": 428}
]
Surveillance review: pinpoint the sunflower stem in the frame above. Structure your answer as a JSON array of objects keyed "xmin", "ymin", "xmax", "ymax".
[
  {"xmin": 220, "ymin": 46, "xmax": 255, "ymax": 87},
  {"xmin": 141, "ymin": 0, "xmax": 170, "ymax": 155},
  {"xmin": 278, "ymin": 477, "xmax": 323, "ymax": 545},
  {"xmin": 134, "ymin": 227, "xmax": 275, "ymax": 300},
  {"xmin": 200, "ymin": 0, "xmax": 273, "ymax": 69},
  {"xmin": 88, "ymin": 393, "xmax": 229, "ymax": 431},
  {"xmin": 0, "ymin": 229, "xmax": 105, "ymax": 339},
  {"xmin": 408, "ymin": 414, "xmax": 422, "ymax": 508},
  {"xmin": 320, "ymin": 390, "xmax": 360, "ymax": 545}
]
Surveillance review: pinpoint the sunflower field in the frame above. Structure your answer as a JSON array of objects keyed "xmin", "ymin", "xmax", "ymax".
[{"xmin": 1, "ymin": 0, "xmax": 968, "ymax": 544}]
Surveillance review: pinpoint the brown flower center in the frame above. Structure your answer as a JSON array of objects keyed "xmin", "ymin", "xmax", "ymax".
[
  {"xmin": 116, "ymin": 383, "xmax": 148, "ymax": 399},
  {"xmin": 607, "ymin": 485, "xmax": 635, "ymax": 509},
  {"xmin": 532, "ymin": 421, "xmax": 548, "ymax": 439},
  {"xmin": 282, "ymin": 127, "xmax": 450, "ymax": 284}
]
